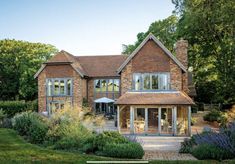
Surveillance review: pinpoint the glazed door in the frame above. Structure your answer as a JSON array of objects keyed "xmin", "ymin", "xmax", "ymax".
[{"xmin": 160, "ymin": 108, "xmax": 173, "ymax": 135}]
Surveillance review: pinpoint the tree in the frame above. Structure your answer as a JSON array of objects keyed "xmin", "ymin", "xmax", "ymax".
[
  {"xmin": 0, "ymin": 39, "xmax": 58, "ymax": 100},
  {"xmin": 122, "ymin": 15, "xmax": 178, "ymax": 54},
  {"xmin": 173, "ymin": 0, "xmax": 235, "ymax": 103}
]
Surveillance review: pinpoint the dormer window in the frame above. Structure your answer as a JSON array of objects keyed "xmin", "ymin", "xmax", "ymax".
[{"xmin": 133, "ymin": 73, "xmax": 170, "ymax": 91}]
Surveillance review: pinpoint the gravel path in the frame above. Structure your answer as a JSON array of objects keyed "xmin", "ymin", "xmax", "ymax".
[{"xmin": 143, "ymin": 151, "xmax": 197, "ymax": 160}]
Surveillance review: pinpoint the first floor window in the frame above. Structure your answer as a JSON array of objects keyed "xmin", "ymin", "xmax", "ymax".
[
  {"xmin": 101, "ymin": 80, "xmax": 107, "ymax": 92},
  {"xmin": 113, "ymin": 79, "xmax": 120, "ymax": 92},
  {"xmin": 143, "ymin": 74, "xmax": 150, "ymax": 90},
  {"xmin": 132, "ymin": 72, "xmax": 170, "ymax": 90},
  {"xmin": 152, "ymin": 74, "xmax": 158, "ymax": 89},
  {"xmin": 94, "ymin": 79, "xmax": 120, "ymax": 92},
  {"xmin": 46, "ymin": 78, "xmax": 72, "ymax": 96},
  {"xmin": 133, "ymin": 73, "xmax": 141, "ymax": 90}
]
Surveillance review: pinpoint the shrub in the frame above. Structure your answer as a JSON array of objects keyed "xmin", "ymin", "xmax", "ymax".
[
  {"xmin": 102, "ymin": 142, "xmax": 144, "ymax": 159},
  {"xmin": 179, "ymin": 138, "xmax": 195, "ymax": 153},
  {"xmin": 53, "ymin": 136, "xmax": 81, "ymax": 150},
  {"xmin": 194, "ymin": 131, "xmax": 235, "ymax": 155},
  {"xmin": 81, "ymin": 135, "xmax": 96, "ymax": 153},
  {"xmin": 203, "ymin": 109, "xmax": 223, "ymax": 123},
  {"xmin": 93, "ymin": 131, "xmax": 128, "ymax": 151},
  {"xmin": 0, "ymin": 100, "xmax": 38, "ymax": 117},
  {"xmin": 28, "ymin": 119, "xmax": 48, "ymax": 144},
  {"xmin": 192, "ymin": 144, "xmax": 233, "ymax": 160},
  {"xmin": 0, "ymin": 110, "xmax": 6, "ymax": 126},
  {"xmin": 12, "ymin": 111, "xmax": 48, "ymax": 144},
  {"xmin": 46, "ymin": 107, "xmax": 94, "ymax": 150}
]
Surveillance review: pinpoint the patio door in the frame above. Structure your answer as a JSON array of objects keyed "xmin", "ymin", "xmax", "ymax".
[
  {"xmin": 160, "ymin": 108, "xmax": 173, "ymax": 135},
  {"xmin": 134, "ymin": 108, "xmax": 145, "ymax": 134}
]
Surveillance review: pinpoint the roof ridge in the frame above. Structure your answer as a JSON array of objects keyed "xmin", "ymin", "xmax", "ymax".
[{"xmin": 76, "ymin": 54, "xmax": 125, "ymax": 57}]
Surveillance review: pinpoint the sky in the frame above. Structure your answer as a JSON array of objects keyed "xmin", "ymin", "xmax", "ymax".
[{"xmin": 0, "ymin": 0, "xmax": 174, "ymax": 56}]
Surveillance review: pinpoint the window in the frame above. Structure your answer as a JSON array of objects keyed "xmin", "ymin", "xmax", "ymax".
[
  {"xmin": 67, "ymin": 79, "xmax": 71, "ymax": 95},
  {"xmin": 101, "ymin": 80, "xmax": 107, "ymax": 92},
  {"xmin": 60, "ymin": 80, "xmax": 65, "ymax": 95},
  {"xmin": 46, "ymin": 78, "xmax": 72, "ymax": 96},
  {"xmin": 48, "ymin": 101, "xmax": 72, "ymax": 114},
  {"xmin": 54, "ymin": 80, "xmax": 59, "ymax": 95},
  {"xmin": 159, "ymin": 74, "xmax": 168, "ymax": 89},
  {"xmin": 133, "ymin": 73, "xmax": 141, "ymax": 90},
  {"xmin": 94, "ymin": 79, "xmax": 120, "ymax": 92},
  {"xmin": 47, "ymin": 79, "xmax": 52, "ymax": 96},
  {"xmin": 107, "ymin": 79, "xmax": 113, "ymax": 92},
  {"xmin": 113, "ymin": 79, "xmax": 120, "ymax": 92},
  {"xmin": 143, "ymin": 74, "xmax": 150, "ymax": 90},
  {"xmin": 133, "ymin": 73, "xmax": 170, "ymax": 90},
  {"xmin": 152, "ymin": 74, "xmax": 158, "ymax": 89}
]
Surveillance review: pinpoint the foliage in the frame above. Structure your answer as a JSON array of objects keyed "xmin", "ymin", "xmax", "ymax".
[
  {"xmin": 0, "ymin": 110, "xmax": 6, "ymax": 123},
  {"xmin": 46, "ymin": 106, "xmax": 99, "ymax": 151},
  {"xmin": 191, "ymin": 144, "xmax": 233, "ymax": 160},
  {"xmin": 0, "ymin": 128, "xmax": 112, "ymax": 163},
  {"xmin": 179, "ymin": 137, "xmax": 195, "ymax": 153},
  {"xmin": 0, "ymin": 39, "xmax": 58, "ymax": 101},
  {"xmin": 122, "ymin": 15, "xmax": 178, "ymax": 54},
  {"xmin": 28, "ymin": 118, "xmax": 49, "ymax": 144},
  {"xmin": 12, "ymin": 111, "xmax": 48, "ymax": 144},
  {"xmin": 102, "ymin": 142, "xmax": 144, "ymax": 159},
  {"xmin": 180, "ymin": 122, "xmax": 235, "ymax": 160},
  {"xmin": 173, "ymin": 0, "xmax": 235, "ymax": 104},
  {"xmin": 124, "ymin": 0, "xmax": 235, "ymax": 104},
  {"xmin": 93, "ymin": 131, "xmax": 128, "ymax": 151},
  {"xmin": 203, "ymin": 110, "xmax": 224, "ymax": 123},
  {"xmin": 0, "ymin": 100, "xmax": 38, "ymax": 117}
]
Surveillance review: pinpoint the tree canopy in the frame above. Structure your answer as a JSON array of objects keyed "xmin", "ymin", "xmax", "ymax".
[
  {"xmin": 0, "ymin": 40, "xmax": 58, "ymax": 101},
  {"xmin": 123, "ymin": 0, "xmax": 235, "ymax": 104}
]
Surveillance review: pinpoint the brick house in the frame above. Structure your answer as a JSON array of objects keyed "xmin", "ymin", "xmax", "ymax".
[{"xmin": 34, "ymin": 33, "xmax": 195, "ymax": 136}]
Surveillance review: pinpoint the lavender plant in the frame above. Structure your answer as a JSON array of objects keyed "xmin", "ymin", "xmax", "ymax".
[{"xmin": 194, "ymin": 122, "xmax": 235, "ymax": 155}]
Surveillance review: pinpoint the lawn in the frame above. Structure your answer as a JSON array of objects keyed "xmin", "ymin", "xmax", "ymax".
[
  {"xmin": 0, "ymin": 128, "xmax": 234, "ymax": 164},
  {"xmin": 0, "ymin": 128, "xmax": 111, "ymax": 163}
]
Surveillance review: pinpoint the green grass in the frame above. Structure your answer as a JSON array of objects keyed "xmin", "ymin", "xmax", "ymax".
[
  {"xmin": 0, "ymin": 128, "xmax": 111, "ymax": 163},
  {"xmin": 0, "ymin": 128, "xmax": 234, "ymax": 164}
]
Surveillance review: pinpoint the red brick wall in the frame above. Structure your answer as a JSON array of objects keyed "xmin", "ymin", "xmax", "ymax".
[
  {"xmin": 132, "ymin": 40, "xmax": 170, "ymax": 73},
  {"xmin": 121, "ymin": 39, "xmax": 184, "ymax": 94},
  {"xmin": 37, "ymin": 64, "xmax": 86, "ymax": 112}
]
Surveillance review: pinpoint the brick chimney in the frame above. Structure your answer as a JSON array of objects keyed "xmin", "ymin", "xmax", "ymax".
[
  {"xmin": 175, "ymin": 39, "xmax": 189, "ymax": 93},
  {"xmin": 175, "ymin": 39, "xmax": 188, "ymax": 69}
]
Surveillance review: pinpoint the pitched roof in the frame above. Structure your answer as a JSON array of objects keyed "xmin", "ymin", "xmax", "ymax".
[
  {"xmin": 34, "ymin": 50, "xmax": 86, "ymax": 78},
  {"xmin": 76, "ymin": 55, "xmax": 127, "ymax": 77},
  {"xmin": 115, "ymin": 91, "xmax": 194, "ymax": 105},
  {"xmin": 117, "ymin": 33, "xmax": 187, "ymax": 73},
  {"xmin": 34, "ymin": 50, "xmax": 127, "ymax": 78}
]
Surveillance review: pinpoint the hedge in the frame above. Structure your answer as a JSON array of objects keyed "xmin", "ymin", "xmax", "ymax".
[{"xmin": 0, "ymin": 100, "xmax": 38, "ymax": 117}]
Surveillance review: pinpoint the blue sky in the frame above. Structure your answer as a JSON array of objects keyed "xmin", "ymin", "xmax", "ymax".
[{"xmin": 0, "ymin": 0, "xmax": 174, "ymax": 55}]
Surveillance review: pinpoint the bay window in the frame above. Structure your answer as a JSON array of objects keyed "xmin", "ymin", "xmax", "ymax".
[{"xmin": 133, "ymin": 73, "xmax": 170, "ymax": 90}]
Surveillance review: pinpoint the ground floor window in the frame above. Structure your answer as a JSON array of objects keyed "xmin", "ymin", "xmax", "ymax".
[{"xmin": 48, "ymin": 101, "xmax": 71, "ymax": 115}]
